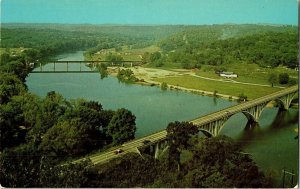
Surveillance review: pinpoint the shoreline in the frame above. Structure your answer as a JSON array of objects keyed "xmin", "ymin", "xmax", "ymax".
[
  {"xmin": 107, "ymin": 66, "xmax": 299, "ymax": 109},
  {"xmin": 108, "ymin": 66, "xmax": 240, "ymax": 101}
]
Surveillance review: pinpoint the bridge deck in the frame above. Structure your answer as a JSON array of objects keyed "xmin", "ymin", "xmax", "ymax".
[
  {"xmin": 73, "ymin": 85, "xmax": 298, "ymax": 165},
  {"xmin": 31, "ymin": 71, "xmax": 99, "ymax": 73}
]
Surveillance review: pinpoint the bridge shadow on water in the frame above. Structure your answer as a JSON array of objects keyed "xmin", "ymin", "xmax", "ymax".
[{"xmin": 235, "ymin": 108, "xmax": 299, "ymax": 147}]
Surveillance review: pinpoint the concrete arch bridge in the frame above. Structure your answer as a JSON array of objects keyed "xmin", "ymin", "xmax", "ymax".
[
  {"xmin": 192, "ymin": 85, "xmax": 298, "ymax": 137},
  {"xmin": 74, "ymin": 85, "xmax": 298, "ymax": 164}
]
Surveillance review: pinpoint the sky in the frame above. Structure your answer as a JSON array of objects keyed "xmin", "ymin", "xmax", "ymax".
[{"xmin": 1, "ymin": 0, "xmax": 298, "ymax": 25}]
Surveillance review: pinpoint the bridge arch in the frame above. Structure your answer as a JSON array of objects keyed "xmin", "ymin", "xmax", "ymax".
[
  {"xmin": 199, "ymin": 129, "xmax": 214, "ymax": 137},
  {"xmin": 241, "ymin": 111, "xmax": 257, "ymax": 123},
  {"xmin": 274, "ymin": 92, "xmax": 297, "ymax": 110},
  {"xmin": 216, "ymin": 113, "xmax": 252, "ymax": 137}
]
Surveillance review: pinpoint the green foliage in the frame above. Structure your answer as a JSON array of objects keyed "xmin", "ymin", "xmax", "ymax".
[
  {"xmin": 213, "ymin": 90, "xmax": 218, "ymax": 97},
  {"xmin": 39, "ymin": 99, "xmax": 109, "ymax": 156},
  {"xmin": 0, "ymin": 93, "xmax": 40, "ymax": 150},
  {"xmin": 107, "ymin": 108, "xmax": 136, "ymax": 144},
  {"xmin": 278, "ymin": 73, "xmax": 289, "ymax": 84},
  {"xmin": 97, "ymin": 63, "xmax": 108, "ymax": 79},
  {"xmin": 166, "ymin": 121, "xmax": 198, "ymax": 169},
  {"xmin": 161, "ymin": 82, "xmax": 168, "ymax": 90},
  {"xmin": 141, "ymin": 52, "xmax": 150, "ymax": 63},
  {"xmin": 105, "ymin": 52, "xmax": 124, "ymax": 64},
  {"xmin": 86, "ymin": 153, "xmax": 162, "ymax": 187},
  {"xmin": 0, "ymin": 146, "xmax": 92, "ymax": 187},
  {"xmin": 117, "ymin": 68, "xmax": 137, "ymax": 83},
  {"xmin": 0, "ymin": 73, "xmax": 26, "ymax": 104},
  {"xmin": 238, "ymin": 93, "xmax": 248, "ymax": 102},
  {"xmin": 84, "ymin": 135, "xmax": 271, "ymax": 188},
  {"xmin": 158, "ymin": 26, "xmax": 297, "ymax": 69},
  {"xmin": 268, "ymin": 73, "xmax": 277, "ymax": 87},
  {"xmin": 288, "ymin": 78, "xmax": 297, "ymax": 86}
]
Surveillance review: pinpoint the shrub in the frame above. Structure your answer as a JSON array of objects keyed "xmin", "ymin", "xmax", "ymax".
[
  {"xmin": 161, "ymin": 82, "xmax": 168, "ymax": 90},
  {"xmin": 278, "ymin": 73, "xmax": 289, "ymax": 84},
  {"xmin": 238, "ymin": 93, "xmax": 247, "ymax": 102}
]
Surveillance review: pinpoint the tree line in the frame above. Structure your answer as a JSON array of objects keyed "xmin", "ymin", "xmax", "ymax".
[
  {"xmin": 0, "ymin": 35, "xmax": 137, "ymax": 187},
  {"xmin": 146, "ymin": 30, "xmax": 298, "ymax": 69}
]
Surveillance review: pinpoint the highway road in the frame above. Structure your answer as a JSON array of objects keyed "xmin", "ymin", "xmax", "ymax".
[{"xmin": 73, "ymin": 85, "xmax": 298, "ymax": 165}]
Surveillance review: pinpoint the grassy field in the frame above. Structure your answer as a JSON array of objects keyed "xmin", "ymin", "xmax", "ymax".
[
  {"xmin": 196, "ymin": 62, "xmax": 298, "ymax": 86},
  {"xmin": 153, "ymin": 75, "xmax": 281, "ymax": 100},
  {"xmin": 0, "ymin": 48, "xmax": 28, "ymax": 56},
  {"xmin": 87, "ymin": 45, "xmax": 161, "ymax": 61}
]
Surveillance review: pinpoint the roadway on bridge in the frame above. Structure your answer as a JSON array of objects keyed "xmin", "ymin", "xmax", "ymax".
[{"xmin": 73, "ymin": 85, "xmax": 298, "ymax": 165}]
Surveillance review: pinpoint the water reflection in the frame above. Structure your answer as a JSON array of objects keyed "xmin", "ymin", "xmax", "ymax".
[
  {"xmin": 213, "ymin": 97, "xmax": 217, "ymax": 105},
  {"xmin": 234, "ymin": 108, "xmax": 299, "ymax": 147}
]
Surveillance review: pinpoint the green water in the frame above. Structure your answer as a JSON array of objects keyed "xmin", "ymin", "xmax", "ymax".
[{"xmin": 26, "ymin": 51, "xmax": 298, "ymax": 186}]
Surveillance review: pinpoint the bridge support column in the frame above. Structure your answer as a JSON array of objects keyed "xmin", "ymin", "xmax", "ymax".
[
  {"xmin": 40, "ymin": 63, "xmax": 42, "ymax": 72},
  {"xmin": 54, "ymin": 62, "xmax": 56, "ymax": 72},
  {"xmin": 278, "ymin": 92, "xmax": 297, "ymax": 110},
  {"xmin": 242, "ymin": 102, "xmax": 268, "ymax": 123},
  {"xmin": 199, "ymin": 117, "xmax": 229, "ymax": 137},
  {"xmin": 67, "ymin": 62, "xmax": 69, "ymax": 72},
  {"xmin": 154, "ymin": 140, "xmax": 168, "ymax": 159}
]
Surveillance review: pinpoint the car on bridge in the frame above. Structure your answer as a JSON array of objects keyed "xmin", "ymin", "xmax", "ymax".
[{"xmin": 114, "ymin": 149, "xmax": 123, "ymax": 154}]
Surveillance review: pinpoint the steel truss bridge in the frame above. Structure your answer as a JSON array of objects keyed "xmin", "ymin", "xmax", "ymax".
[{"xmin": 30, "ymin": 60, "xmax": 143, "ymax": 73}]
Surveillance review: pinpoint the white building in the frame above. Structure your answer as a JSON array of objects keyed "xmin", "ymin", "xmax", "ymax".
[{"xmin": 219, "ymin": 72, "xmax": 238, "ymax": 78}]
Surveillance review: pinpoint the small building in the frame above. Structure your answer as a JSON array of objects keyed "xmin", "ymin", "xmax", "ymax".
[{"xmin": 219, "ymin": 71, "xmax": 238, "ymax": 78}]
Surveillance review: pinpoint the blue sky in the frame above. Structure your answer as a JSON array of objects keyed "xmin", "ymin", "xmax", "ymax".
[{"xmin": 1, "ymin": 0, "xmax": 298, "ymax": 25}]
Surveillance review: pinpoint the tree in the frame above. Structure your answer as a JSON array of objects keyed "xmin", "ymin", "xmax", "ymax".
[
  {"xmin": 0, "ymin": 146, "xmax": 92, "ymax": 187},
  {"xmin": 39, "ymin": 118, "xmax": 98, "ymax": 155},
  {"xmin": 278, "ymin": 73, "xmax": 289, "ymax": 84},
  {"xmin": 0, "ymin": 93, "xmax": 40, "ymax": 150},
  {"xmin": 38, "ymin": 99, "xmax": 107, "ymax": 155},
  {"xmin": 238, "ymin": 93, "xmax": 247, "ymax": 102},
  {"xmin": 166, "ymin": 121, "xmax": 198, "ymax": 169},
  {"xmin": 105, "ymin": 53, "xmax": 123, "ymax": 64},
  {"xmin": 0, "ymin": 102, "xmax": 26, "ymax": 150},
  {"xmin": 0, "ymin": 73, "xmax": 26, "ymax": 104},
  {"xmin": 186, "ymin": 135, "xmax": 270, "ymax": 188},
  {"xmin": 141, "ymin": 52, "xmax": 150, "ymax": 63},
  {"xmin": 268, "ymin": 73, "xmax": 277, "ymax": 87},
  {"xmin": 150, "ymin": 52, "xmax": 162, "ymax": 63},
  {"xmin": 97, "ymin": 63, "xmax": 108, "ymax": 79},
  {"xmin": 0, "ymin": 53, "xmax": 10, "ymax": 64},
  {"xmin": 107, "ymin": 108, "xmax": 136, "ymax": 144},
  {"xmin": 161, "ymin": 82, "xmax": 168, "ymax": 90}
]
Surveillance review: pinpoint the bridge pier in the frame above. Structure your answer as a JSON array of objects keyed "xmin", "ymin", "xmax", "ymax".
[
  {"xmin": 245, "ymin": 121, "xmax": 259, "ymax": 131},
  {"xmin": 139, "ymin": 139, "xmax": 168, "ymax": 159},
  {"xmin": 154, "ymin": 140, "xmax": 168, "ymax": 159},
  {"xmin": 277, "ymin": 92, "xmax": 297, "ymax": 110},
  {"xmin": 199, "ymin": 117, "xmax": 229, "ymax": 137},
  {"xmin": 54, "ymin": 62, "xmax": 56, "ymax": 72},
  {"xmin": 242, "ymin": 102, "xmax": 268, "ymax": 123}
]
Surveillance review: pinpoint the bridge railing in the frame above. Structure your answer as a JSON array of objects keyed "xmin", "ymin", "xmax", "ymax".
[{"xmin": 190, "ymin": 85, "xmax": 298, "ymax": 125}]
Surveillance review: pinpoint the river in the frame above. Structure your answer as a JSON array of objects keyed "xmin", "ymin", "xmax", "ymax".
[{"xmin": 26, "ymin": 51, "xmax": 298, "ymax": 186}]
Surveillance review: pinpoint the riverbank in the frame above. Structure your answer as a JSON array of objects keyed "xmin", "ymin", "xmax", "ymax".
[
  {"xmin": 107, "ymin": 66, "xmax": 287, "ymax": 101},
  {"xmin": 107, "ymin": 66, "xmax": 240, "ymax": 101}
]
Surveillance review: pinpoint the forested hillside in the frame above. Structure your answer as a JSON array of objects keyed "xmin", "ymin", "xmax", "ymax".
[{"xmin": 155, "ymin": 24, "xmax": 298, "ymax": 69}]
